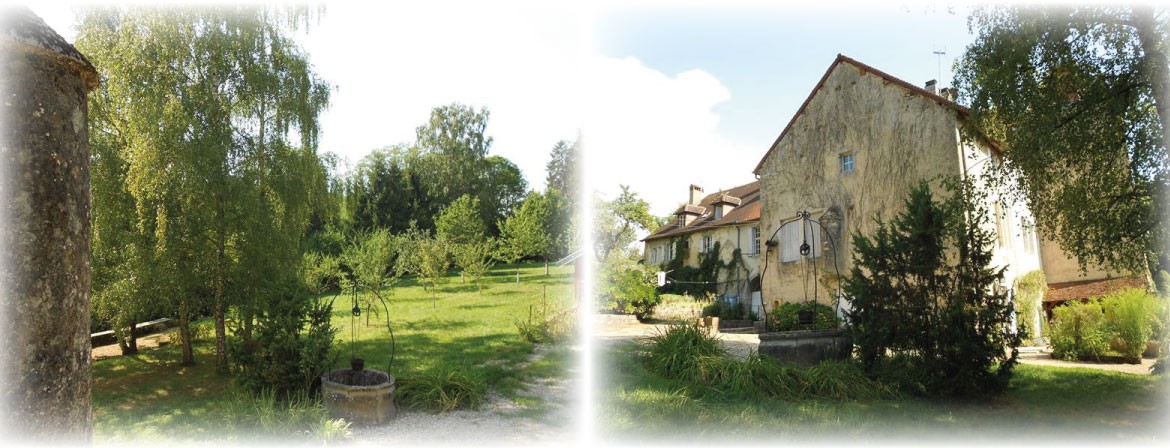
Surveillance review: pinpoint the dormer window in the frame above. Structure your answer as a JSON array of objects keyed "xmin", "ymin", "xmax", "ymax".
[{"xmin": 709, "ymin": 194, "xmax": 740, "ymax": 221}]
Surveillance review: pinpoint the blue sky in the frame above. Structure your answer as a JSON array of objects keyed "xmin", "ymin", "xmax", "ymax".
[{"xmin": 586, "ymin": 2, "xmax": 979, "ymax": 216}]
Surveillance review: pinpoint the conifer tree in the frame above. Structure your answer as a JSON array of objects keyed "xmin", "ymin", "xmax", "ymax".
[{"xmin": 844, "ymin": 180, "xmax": 1021, "ymax": 397}]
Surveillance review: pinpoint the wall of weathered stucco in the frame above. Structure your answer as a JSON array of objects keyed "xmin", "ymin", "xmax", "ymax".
[
  {"xmin": 757, "ymin": 63, "xmax": 972, "ymax": 308},
  {"xmin": 0, "ymin": 9, "xmax": 96, "ymax": 442},
  {"xmin": 1039, "ymin": 238, "xmax": 1127, "ymax": 284}
]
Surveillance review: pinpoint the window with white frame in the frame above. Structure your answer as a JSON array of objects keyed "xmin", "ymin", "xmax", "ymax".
[
  {"xmin": 701, "ymin": 235, "xmax": 713, "ymax": 253},
  {"xmin": 839, "ymin": 152, "xmax": 855, "ymax": 175},
  {"xmin": 751, "ymin": 226, "xmax": 761, "ymax": 255},
  {"xmin": 714, "ymin": 206, "xmax": 723, "ymax": 219},
  {"xmin": 649, "ymin": 246, "xmax": 658, "ymax": 264},
  {"xmin": 780, "ymin": 218, "xmax": 822, "ymax": 262}
]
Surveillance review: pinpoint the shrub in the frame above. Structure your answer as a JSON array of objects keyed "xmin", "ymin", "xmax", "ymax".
[
  {"xmin": 843, "ymin": 180, "xmax": 1021, "ymax": 397},
  {"xmin": 1101, "ymin": 288, "xmax": 1160, "ymax": 359},
  {"xmin": 702, "ymin": 297, "xmax": 749, "ymax": 320},
  {"xmin": 229, "ymin": 291, "xmax": 338, "ymax": 396},
  {"xmin": 397, "ymin": 365, "xmax": 487, "ymax": 413},
  {"xmin": 598, "ymin": 262, "xmax": 662, "ymax": 320},
  {"xmin": 769, "ymin": 302, "xmax": 837, "ymax": 332},
  {"xmin": 1013, "ymin": 270, "xmax": 1047, "ymax": 343},
  {"xmin": 1050, "ymin": 299, "xmax": 1108, "ymax": 361}
]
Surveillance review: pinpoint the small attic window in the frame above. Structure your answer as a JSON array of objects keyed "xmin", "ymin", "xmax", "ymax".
[{"xmin": 714, "ymin": 207, "xmax": 723, "ymax": 219}]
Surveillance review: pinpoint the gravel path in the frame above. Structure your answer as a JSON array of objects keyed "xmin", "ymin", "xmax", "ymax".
[{"xmin": 349, "ymin": 343, "xmax": 581, "ymax": 446}]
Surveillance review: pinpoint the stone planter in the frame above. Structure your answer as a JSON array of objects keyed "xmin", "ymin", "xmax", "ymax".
[
  {"xmin": 697, "ymin": 316, "xmax": 720, "ymax": 333},
  {"xmin": 321, "ymin": 368, "xmax": 397, "ymax": 426},
  {"xmin": 758, "ymin": 329, "xmax": 852, "ymax": 367}
]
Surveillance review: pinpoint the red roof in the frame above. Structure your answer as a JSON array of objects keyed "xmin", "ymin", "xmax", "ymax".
[
  {"xmin": 753, "ymin": 54, "xmax": 979, "ymax": 176},
  {"xmin": 644, "ymin": 181, "xmax": 760, "ymax": 242}
]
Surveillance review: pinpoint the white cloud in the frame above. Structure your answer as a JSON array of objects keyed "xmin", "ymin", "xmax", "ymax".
[
  {"xmin": 286, "ymin": 2, "xmax": 587, "ymax": 188},
  {"xmin": 583, "ymin": 54, "xmax": 756, "ymax": 217}
]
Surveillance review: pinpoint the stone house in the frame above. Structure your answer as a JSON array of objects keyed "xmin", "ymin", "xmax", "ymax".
[
  {"xmin": 752, "ymin": 54, "xmax": 1137, "ymax": 325},
  {"xmin": 642, "ymin": 181, "xmax": 764, "ymax": 314}
]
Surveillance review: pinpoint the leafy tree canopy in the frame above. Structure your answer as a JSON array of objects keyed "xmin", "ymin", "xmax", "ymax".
[
  {"xmin": 499, "ymin": 190, "xmax": 563, "ymax": 263},
  {"xmin": 594, "ymin": 185, "xmax": 659, "ymax": 262},
  {"xmin": 955, "ymin": 5, "xmax": 1169, "ymax": 279},
  {"xmin": 436, "ymin": 194, "xmax": 487, "ymax": 247}
]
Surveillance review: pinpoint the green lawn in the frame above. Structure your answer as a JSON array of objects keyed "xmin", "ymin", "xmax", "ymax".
[
  {"xmin": 598, "ymin": 341, "xmax": 1168, "ymax": 444},
  {"xmin": 91, "ymin": 262, "xmax": 575, "ymax": 443}
]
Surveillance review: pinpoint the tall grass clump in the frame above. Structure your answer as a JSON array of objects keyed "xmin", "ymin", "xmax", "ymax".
[
  {"xmin": 1102, "ymin": 288, "xmax": 1161, "ymax": 359},
  {"xmin": 516, "ymin": 298, "xmax": 575, "ymax": 344},
  {"xmin": 642, "ymin": 325, "xmax": 899, "ymax": 401},
  {"xmin": 397, "ymin": 365, "xmax": 488, "ymax": 413},
  {"xmin": 643, "ymin": 323, "xmax": 725, "ymax": 382},
  {"xmin": 1050, "ymin": 299, "xmax": 1109, "ymax": 361},
  {"xmin": 218, "ymin": 389, "xmax": 351, "ymax": 441}
]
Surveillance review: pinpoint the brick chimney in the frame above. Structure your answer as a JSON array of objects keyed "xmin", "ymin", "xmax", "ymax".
[{"xmin": 688, "ymin": 184, "xmax": 704, "ymax": 205}]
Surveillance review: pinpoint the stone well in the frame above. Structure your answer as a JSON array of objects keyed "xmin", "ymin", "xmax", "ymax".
[
  {"xmin": 757, "ymin": 329, "xmax": 852, "ymax": 367},
  {"xmin": 321, "ymin": 368, "xmax": 397, "ymax": 426}
]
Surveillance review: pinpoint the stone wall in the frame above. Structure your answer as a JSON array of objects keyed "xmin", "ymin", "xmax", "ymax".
[{"xmin": 0, "ymin": 7, "xmax": 98, "ymax": 443}]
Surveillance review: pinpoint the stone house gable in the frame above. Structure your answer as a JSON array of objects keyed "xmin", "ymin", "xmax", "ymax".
[{"xmin": 753, "ymin": 54, "xmax": 1045, "ymax": 311}]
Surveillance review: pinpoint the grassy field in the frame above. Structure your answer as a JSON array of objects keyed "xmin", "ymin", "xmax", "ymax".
[
  {"xmin": 598, "ymin": 340, "xmax": 1168, "ymax": 445},
  {"xmin": 91, "ymin": 262, "xmax": 575, "ymax": 443}
]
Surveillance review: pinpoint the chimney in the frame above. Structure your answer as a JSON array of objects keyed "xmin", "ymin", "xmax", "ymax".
[
  {"xmin": 924, "ymin": 79, "xmax": 938, "ymax": 95},
  {"xmin": 941, "ymin": 87, "xmax": 957, "ymax": 101},
  {"xmin": 688, "ymin": 184, "xmax": 704, "ymax": 205}
]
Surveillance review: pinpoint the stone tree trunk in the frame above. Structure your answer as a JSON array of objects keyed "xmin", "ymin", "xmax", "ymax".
[{"xmin": 0, "ymin": 7, "xmax": 100, "ymax": 444}]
